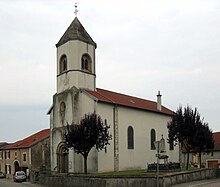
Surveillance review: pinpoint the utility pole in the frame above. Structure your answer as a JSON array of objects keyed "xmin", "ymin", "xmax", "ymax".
[
  {"xmin": 155, "ymin": 135, "xmax": 165, "ymax": 187},
  {"xmin": 156, "ymin": 141, "xmax": 159, "ymax": 187}
]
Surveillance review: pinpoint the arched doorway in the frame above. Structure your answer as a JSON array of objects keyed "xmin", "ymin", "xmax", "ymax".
[
  {"xmin": 14, "ymin": 161, "xmax": 20, "ymax": 173},
  {"xmin": 57, "ymin": 143, "xmax": 69, "ymax": 173}
]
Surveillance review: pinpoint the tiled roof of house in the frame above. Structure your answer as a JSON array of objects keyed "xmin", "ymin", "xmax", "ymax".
[
  {"xmin": 0, "ymin": 142, "xmax": 8, "ymax": 148},
  {"xmin": 84, "ymin": 88, "xmax": 174, "ymax": 116},
  {"xmin": 2, "ymin": 129, "xmax": 50, "ymax": 150},
  {"xmin": 213, "ymin": 132, "xmax": 220, "ymax": 151}
]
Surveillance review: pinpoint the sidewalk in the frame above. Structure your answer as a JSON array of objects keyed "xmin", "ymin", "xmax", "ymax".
[{"xmin": 171, "ymin": 178, "xmax": 220, "ymax": 187}]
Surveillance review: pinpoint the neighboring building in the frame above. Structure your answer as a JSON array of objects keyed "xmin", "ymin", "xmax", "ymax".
[
  {"xmin": 0, "ymin": 129, "xmax": 50, "ymax": 178},
  {"xmin": 181, "ymin": 132, "xmax": 220, "ymax": 168},
  {"xmin": 0, "ymin": 142, "xmax": 8, "ymax": 148},
  {"xmin": 48, "ymin": 15, "xmax": 179, "ymax": 174},
  {"xmin": 0, "ymin": 142, "xmax": 8, "ymax": 173}
]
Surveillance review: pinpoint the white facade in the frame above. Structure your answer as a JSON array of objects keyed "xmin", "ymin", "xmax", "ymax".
[
  {"xmin": 57, "ymin": 40, "xmax": 96, "ymax": 93},
  {"xmin": 49, "ymin": 17, "xmax": 179, "ymax": 174}
]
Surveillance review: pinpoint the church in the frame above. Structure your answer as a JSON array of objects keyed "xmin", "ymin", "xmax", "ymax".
[{"xmin": 48, "ymin": 13, "xmax": 179, "ymax": 173}]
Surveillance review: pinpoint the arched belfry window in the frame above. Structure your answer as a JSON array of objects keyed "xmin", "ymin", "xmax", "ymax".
[
  {"xmin": 127, "ymin": 126, "xmax": 134, "ymax": 149},
  {"xmin": 59, "ymin": 55, "xmax": 67, "ymax": 73},
  {"xmin": 151, "ymin": 129, "xmax": 156, "ymax": 150},
  {"xmin": 81, "ymin": 54, "xmax": 92, "ymax": 73}
]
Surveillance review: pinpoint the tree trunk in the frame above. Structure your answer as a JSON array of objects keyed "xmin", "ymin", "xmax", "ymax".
[
  {"xmin": 84, "ymin": 154, "xmax": 88, "ymax": 174},
  {"xmin": 186, "ymin": 151, "xmax": 189, "ymax": 170},
  {"xmin": 198, "ymin": 152, "xmax": 202, "ymax": 168}
]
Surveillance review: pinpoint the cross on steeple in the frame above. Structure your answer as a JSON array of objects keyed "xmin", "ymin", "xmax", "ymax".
[{"xmin": 74, "ymin": 2, "xmax": 79, "ymax": 17}]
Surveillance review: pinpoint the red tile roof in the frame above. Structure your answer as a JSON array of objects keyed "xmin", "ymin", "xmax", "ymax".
[
  {"xmin": 213, "ymin": 132, "xmax": 220, "ymax": 151},
  {"xmin": 84, "ymin": 88, "xmax": 174, "ymax": 116},
  {"xmin": 2, "ymin": 129, "xmax": 50, "ymax": 150}
]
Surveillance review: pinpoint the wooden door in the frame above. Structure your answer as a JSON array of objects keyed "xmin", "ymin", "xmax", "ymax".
[{"xmin": 207, "ymin": 160, "xmax": 218, "ymax": 168}]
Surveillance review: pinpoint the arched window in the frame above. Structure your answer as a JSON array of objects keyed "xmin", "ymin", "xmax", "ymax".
[
  {"xmin": 59, "ymin": 55, "xmax": 67, "ymax": 73},
  {"xmin": 81, "ymin": 54, "xmax": 92, "ymax": 72},
  {"xmin": 60, "ymin": 102, "xmax": 66, "ymax": 113},
  {"xmin": 60, "ymin": 102, "xmax": 66, "ymax": 120},
  {"xmin": 127, "ymin": 126, "xmax": 134, "ymax": 149},
  {"xmin": 151, "ymin": 129, "xmax": 156, "ymax": 150}
]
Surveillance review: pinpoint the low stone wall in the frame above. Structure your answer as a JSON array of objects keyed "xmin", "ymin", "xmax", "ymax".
[
  {"xmin": 39, "ymin": 169, "xmax": 219, "ymax": 187},
  {"xmin": 162, "ymin": 169, "xmax": 217, "ymax": 186}
]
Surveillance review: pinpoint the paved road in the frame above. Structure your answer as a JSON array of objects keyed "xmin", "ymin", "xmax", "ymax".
[
  {"xmin": 1, "ymin": 178, "xmax": 220, "ymax": 187},
  {"xmin": 172, "ymin": 178, "xmax": 220, "ymax": 187},
  {"xmin": 0, "ymin": 179, "xmax": 46, "ymax": 187}
]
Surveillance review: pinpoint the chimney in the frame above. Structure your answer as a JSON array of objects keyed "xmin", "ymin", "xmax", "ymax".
[{"xmin": 157, "ymin": 91, "xmax": 162, "ymax": 111}]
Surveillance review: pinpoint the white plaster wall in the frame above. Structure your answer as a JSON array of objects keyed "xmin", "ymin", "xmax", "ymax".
[
  {"xmin": 64, "ymin": 92, "xmax": 75, "ymax": 125},
  {"xmin": 51, "ymin": 89, "xmax": 78, "ymax": 172},
  {"xmin": 68, "ymin": 149, "xmax": 74, "ymax": 173},
  {"xmin": 118, "ymin": 106, "xmax": 179, "ymax": 170},
  {"xmin": 57, "ymin": 41, "xmax": 95, "ymax": 72},
  {"xmin": 57, "ymin": 73, "xmax": 95, "ymax": 93},
  {"xmin": 51, "ymin": 89, "xmax": 179, "ymax": 173},
  {"xmin": 80, "ymin": 92, "xmax": 98, "ymax": 172},
  {"xmin": 93, "ymin": 102, "xmax": 179, "ymax": 172},
  {"xmin": 57, "ymin": 41, "xmax": 96, "ymax": 93},
  {"xmin": 51, "ymin": 129, "xmax": 62, "ymax": 172},
  {"xmin": 80, "ymin": 91, "xmax": 96, "ymax": 115},
  {"xmin": 96, "ymin": 103, "xmax": 115, "ymax": 172},
  {"xmin": 203, "ymin": 151, "xmax": 220, "ymax": 163}
]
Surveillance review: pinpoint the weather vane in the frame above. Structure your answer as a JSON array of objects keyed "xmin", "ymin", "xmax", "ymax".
[{"xmin": 74, "ymin": 2, "xmax": 79, "ymax": 17}]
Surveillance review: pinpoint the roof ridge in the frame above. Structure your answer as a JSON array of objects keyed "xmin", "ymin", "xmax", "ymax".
[
  {"xmin": 213, "ymin": 131, "xmax": 220, "ymax": 134},
  {"xmin": 1, "ymin": 128, "xmax": 50, "ymax": 149},
  {"xmin": 19, "ymin": 128, "xmax": 49, "ymax": 141}
]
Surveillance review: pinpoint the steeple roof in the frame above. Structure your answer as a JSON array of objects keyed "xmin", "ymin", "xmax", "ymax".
[{"xmin": 56, "ymin": 17, "xmax": 96, "ymax": 48}]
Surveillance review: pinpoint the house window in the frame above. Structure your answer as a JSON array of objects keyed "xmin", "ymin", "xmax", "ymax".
[
  {"xmin": 59, "ymin": 55, "xmax": 67, "ymax": 73},
  {"xmin": 81, "ymin": 54, "xmax": 92, "ymax": 72},
  {"xmin": 15, "ymin": 151, "xmax": 17, "ymax": 157},
  {"xmin": 6, "ymin": 165, "xmax": 11, "ymax": 174},
  {"xmin": 23, "ymin": 153, "xmax": 27, "ymax": 162},
  {"xmin": 151, "ymin": 129, "xmax": 156, "ymax": 150},
  {"xmin": 6, "ymin": 151, "xmax": 10, "ymax": 159},
  {"xmin": 127, "ymin": 126, "xmax": 134, "ymax": 149},
  {"xmin": 0, "ymin": 151, "xmax": 2, "ymax": 159}
]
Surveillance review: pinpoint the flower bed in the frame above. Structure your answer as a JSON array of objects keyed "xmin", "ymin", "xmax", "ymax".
[{"xmin": 147, "ymin": 162, "xmax": 180, "ymax": 171}]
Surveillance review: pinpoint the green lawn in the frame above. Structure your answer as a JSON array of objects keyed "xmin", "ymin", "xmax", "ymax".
[
  {"xmin": 84, "ymin": 167, "xmax": 202, "ymax": 177},
  {"xmin": 67, "ymin": 166, "xmax": 203, "ymax": 177},
  {"xmin": 92, "ymin": 169, "xmax": 155, "ymax": 177}
]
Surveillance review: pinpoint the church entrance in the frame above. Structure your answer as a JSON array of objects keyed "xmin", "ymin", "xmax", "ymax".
[{"xmin": 57, "ymin": 143, "xmax": 69, "ymax": 173}]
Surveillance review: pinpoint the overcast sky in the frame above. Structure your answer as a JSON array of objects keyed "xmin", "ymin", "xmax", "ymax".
[{"xmin": 0, "ymin": 0, "xmax": 220, "ymax": 142}]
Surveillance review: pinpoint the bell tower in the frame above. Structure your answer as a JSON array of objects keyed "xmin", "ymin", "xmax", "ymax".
[{"xmin": 56, "ymin": 15, "xmax": 97, "ymax": 93}]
